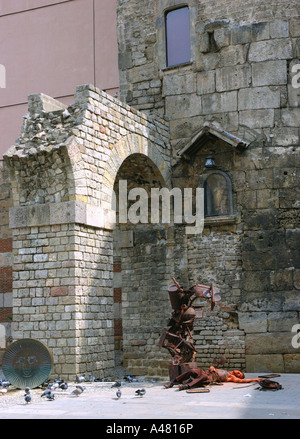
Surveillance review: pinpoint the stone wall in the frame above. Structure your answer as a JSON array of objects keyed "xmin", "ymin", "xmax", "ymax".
[
  {"xmin": 118, "ymin": 0, "xmax": 299, "ymax": 122},
  {"xmin": 10, "ymin": 223, "xmax": 115, "ymax": 378},
  {"xmin": 0, "ymin": 0, "xmax": 299, "ymax": 379},
  {"xmin": 0, "ymin": 161, "xmax": 13, "ymax": 363},
  {"xmin": 118, "ymin": 0, "xmax": 300, "ymax": 151},
  {"xmin": 2, "ymin": 85, "xmax": 172, "ymax": 380},
  {"xmin": 112, "ymin": 153, "xmax": 173, "ymax": 379},
  {"xmin": 117, "ymin": 0, "xmax": 300, "ymax": 372}
]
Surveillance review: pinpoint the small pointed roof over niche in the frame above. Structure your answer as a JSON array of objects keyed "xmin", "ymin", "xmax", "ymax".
[{"xmin": 177, "ymin": 124, "xmax": 249, "ymax": 159}]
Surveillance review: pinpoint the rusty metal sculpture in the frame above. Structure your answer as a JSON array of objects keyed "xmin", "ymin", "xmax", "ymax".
[{"xmin": 158, "ymin": 277, "xmax": 221, "ymax": 379}]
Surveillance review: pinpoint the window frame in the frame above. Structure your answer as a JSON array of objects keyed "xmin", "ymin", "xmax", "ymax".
[{"xmin": 165, "ymin": 5, "xmax": 191, "ymax": 68}]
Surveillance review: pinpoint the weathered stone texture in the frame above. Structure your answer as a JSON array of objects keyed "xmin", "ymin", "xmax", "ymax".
[
  {"xmin": 117, "ymin": 0, "xmax": 300, "ymax": 374},
  {"xmin": 117, "ymin": 2, "xmax": 299, "ymax": 162},
  {"xmin": 10, "ymin": 223, "xmax": 114, "ymax": 377},
  {"xmin": 2, "ymin": 85, "xmax": 171, "ymax": 379},
  {"xmin": 0, "ymin": 0, "xmax": 299, "ymax": 378},
  {"xmin": 0, "ymin": 162, "xmax": 13, "ymax": 362}
]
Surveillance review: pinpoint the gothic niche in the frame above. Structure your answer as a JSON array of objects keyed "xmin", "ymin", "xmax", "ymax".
[
  {"xmin": 176, "ymin": 124, "xmax": 248, "ymax": 220},
  {"xmin": 203, "ymin": 171, "xmax": 233, "ymax": 217}
]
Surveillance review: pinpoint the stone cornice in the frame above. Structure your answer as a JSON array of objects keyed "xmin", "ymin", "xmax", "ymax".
[{"xmin": 9, "ymin": 201, "xmax": 115, "ymax": 231}]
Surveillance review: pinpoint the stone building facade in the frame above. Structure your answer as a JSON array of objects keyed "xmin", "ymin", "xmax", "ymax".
[
  {"xmin": 0, "ymin": 0, "xmax": 299, "ymax": 379},
  {"xmin": 116, "ymin": 0, "xmax": 300, "ymax": 373}
]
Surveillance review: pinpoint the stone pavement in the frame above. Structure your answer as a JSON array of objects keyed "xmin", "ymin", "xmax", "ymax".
[{"xmin": 0, "ymin": 373, "xmax": 299, "ymax": 421}]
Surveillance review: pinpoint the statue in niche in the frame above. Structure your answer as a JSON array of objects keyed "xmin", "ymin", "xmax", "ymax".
[{"xmin": 204, "ymin": 172, "xmax": 232, "ymax": 217}]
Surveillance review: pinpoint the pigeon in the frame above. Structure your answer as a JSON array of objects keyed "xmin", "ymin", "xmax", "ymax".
[
  {"xmin": 75, "ymin": 374, "xmax": 85, "ymax": 383},
  {"xmin": 24, "ymin": 388, "xmax": 31, "ymax": 404},
  {"xmin": 41, "ymin": 380, "xmax": 50, "ymax": 389},
  {"xmin": 116, "ymin": 388, "xmax": 121, "ymax": 399},
  {"xmin": 41, "ymin": 388, "xmax": 52, "ymax": 398},
  {"xmin": 124, "ymin": 375, "xmax": 133, "ymax": 382},
  {"xmin": 24, "ymin": 393, "xmax": 32, "ymax": 404},
  {"xmin": 89, "ymin": 374, "xmax": 95, "ymax": 382},
  {"xmin": 135, "ymin": 388, "xmax": 146, "ymax": 397},
  {"xmin": 59, "ymin": 382, "xmax": 68, "ymax": 390},
  {"xmin": 124, "ymin": 375, "xmax": 137, "ymax": 382},
  {"xmin": 70, "ymin": 385, "xmax": 85, "ymax": 396},
  {"xmin": 46, "ymin": 391, "xmax": 55, "ymax": 401},
  {"xmin": 0, "ymin": 379, "xmax": 11, "ymax": 388},
  {"xmin": 111, "ymin": 380, "xmax": 121, "ymax": 388}
]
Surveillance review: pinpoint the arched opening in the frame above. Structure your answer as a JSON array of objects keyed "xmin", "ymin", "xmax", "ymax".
[{"xmin": 112, "ymin": 153, "xmax": 173, "ymax": 379}]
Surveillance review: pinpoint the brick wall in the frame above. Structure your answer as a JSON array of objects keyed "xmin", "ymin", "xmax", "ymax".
[
  {"xmin": 0, "ymin": 0, "xmax": 299, "ymax": 378},
  {"xmin": 0, "ymin": 161, "xmax": 13, "ymax": 360},
  {"xmin": 2, "ymin": 85, "xmax": 172, "ymax": 379},
  {"xmin": 10, "ymin": 223, "xmax": 115, "ymax": 378}
]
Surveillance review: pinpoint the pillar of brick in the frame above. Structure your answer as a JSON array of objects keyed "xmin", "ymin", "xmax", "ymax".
[
  {"xmin": 0, "ymin": 161, "xmax": 13, "ymax": 362},
  {"xmin": 3, "ymin": 84, "xmax": 171, "ymax": 380}
]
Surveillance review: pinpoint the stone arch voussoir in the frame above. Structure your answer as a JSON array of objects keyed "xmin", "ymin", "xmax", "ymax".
[{"xmin": 101, "ymin": 133, "xmax": 172, "ymax": 212}]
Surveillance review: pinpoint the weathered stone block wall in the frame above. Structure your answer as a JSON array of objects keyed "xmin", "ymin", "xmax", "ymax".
[
  {"xmin": 112, "ymin": 152, "xmax": 174, "ymax": 379},
  {"xmin": 117, "ymin": 0, "xmax": 300, "ymax": 372},
  {"xmin": 1, "ymin": 84, "xmax": 172, "ymax": 379},
  {"xmin": 118, "ymin": 0, "xmax": 300, "ymax": 125},
  {"xmin": 11, "ymin": 223, "xmax": 114, "ymax": 378},
  {"xmin": 118, "ymin": 225, "xmax": 171, "ymax": 379},
  {"xmin": 188, "ymin": 228, "xmax": 244, "ymax": 370},
  {"xmin": 0, "ymin": 0, "xmax": 298, "ymax": 379},
  {"xmin": 171, "ymin": 138, "xmax": 247, "ymax": 370},
  {"xmin": 239, "ymin": 147, "xmax": 300, "ymax": 372}
]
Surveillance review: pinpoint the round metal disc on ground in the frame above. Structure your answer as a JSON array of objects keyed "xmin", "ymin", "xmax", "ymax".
[{"xmin": 2, "ymin": 339, "xmax": 53, "ymax": 389}]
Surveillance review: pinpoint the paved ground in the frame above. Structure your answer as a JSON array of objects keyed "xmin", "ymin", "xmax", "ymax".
[{"xmin": 0, "ymin": 373, "xmax": 299, "ymax": 422}]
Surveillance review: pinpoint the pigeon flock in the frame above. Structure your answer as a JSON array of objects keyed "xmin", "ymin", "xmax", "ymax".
[{"xmin": 0, "ymin": 374, "xmax": 148, "ymax": 405}]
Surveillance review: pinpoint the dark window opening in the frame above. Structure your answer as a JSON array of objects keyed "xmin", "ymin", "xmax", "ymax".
[
  {"xmin": 165, "ymin": 6, "xmax": 191, "ymax": 67},
  {"xmin": 204, "ymin": 172, "xmax": 233, "ymax": 217}
]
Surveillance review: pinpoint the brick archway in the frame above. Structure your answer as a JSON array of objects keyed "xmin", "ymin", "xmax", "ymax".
[
  {"xmin": 100, "ymin": 135, "xmax": 172, "ymax": 233},
  {"xmin": 3, "ymin": 85, "xmax": 171, "ymax": 380}
]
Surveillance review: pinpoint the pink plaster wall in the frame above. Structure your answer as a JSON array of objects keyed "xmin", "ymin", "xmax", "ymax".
[
  {"xmin": 0, "ymin": 0, "xmax": 119, "ymax": 158},
  {"xmin": 0, "ymin": 0, "xmax": 70, "ymax": 16}
]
